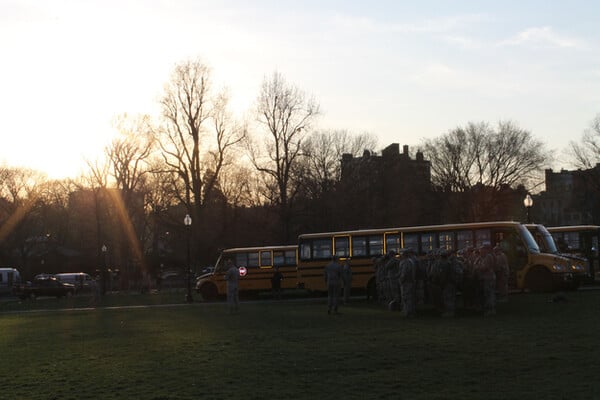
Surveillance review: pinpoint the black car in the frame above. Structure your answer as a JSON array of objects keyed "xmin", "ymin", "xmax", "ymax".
[{"xmin": 18, "ymin": 277, "xmax": 76, "ymax": 299}]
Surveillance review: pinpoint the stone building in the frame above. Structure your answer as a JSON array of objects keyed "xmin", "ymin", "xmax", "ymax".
[
  {"xmin": 338, "ymin": 143, "xmax": 436, "ymax": 229},
  {"xmin": 534, "ymin": 165, "xmax": 600, "ymax": 225}
]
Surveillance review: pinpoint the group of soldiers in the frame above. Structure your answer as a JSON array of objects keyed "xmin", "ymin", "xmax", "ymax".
[{"xmin": 374, "ymin": 243, "xmax": 510, "ymax": 317}]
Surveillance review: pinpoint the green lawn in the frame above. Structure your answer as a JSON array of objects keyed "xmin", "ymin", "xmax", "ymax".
[{"xmin": 1, "ymin": 290, "xmax": 599, "ymax": 400}]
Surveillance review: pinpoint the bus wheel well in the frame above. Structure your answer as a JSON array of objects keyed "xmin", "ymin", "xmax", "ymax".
[
  {"xmin": 525, "ymin": 266, "xmax": 554, "ymax": 293},
  {"xmin": 199, "ymin": 283, "xmax": 218, "ymax": 301}
]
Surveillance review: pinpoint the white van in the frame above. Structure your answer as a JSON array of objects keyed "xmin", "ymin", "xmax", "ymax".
[
  {"xmin": 0, "ymin": 267, "xmax": 22, "ymax": 295},
  {"xmin": 55, "ymin": 272, "xmax": 94, "ymax": 293}
]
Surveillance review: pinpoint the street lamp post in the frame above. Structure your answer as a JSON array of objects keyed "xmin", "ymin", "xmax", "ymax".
[
  {"xmin": 101, "ymin": 244, "xmax": 107, "ymax": 295},
  {"xmin": 524, "ymin": 194, "xmax": 533, "ymax": 224},
  {"xmin": 184, "ymin": 214, "xmax": 193, "ymax": 303}
]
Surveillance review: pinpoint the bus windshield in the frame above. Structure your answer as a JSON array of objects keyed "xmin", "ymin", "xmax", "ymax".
[
  {"xmin": 536, "ymin": 226, "xmax": 559, "ymax": 254},
  {"xmin": 213, "ymin": 254, "xmax": 225, "ymax": 273},
  {"xmin": 517, "ymin": 224, "xmax": 541, "ymax": 254}
]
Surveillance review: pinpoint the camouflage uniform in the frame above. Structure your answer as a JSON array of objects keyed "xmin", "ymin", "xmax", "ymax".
[
  {"xmin": 224, "ymin": 261, "xmax": 240, "ymax": 313},
  {"xmin": 427, "ymin": 250, "xmax": 445, "ymax": 313},
  {"xmin": 399, "ymin": 250, "xmax": 417, "ymax": 317},
  {"xmin": 442, "ymin": 252, "xmax": 464, "ymax": 317},
  {"xmin": 384, "ymin": 252, "xmax": 401, "ymax": 310},
  {"xmin": 341, "ymin": 258, "xmax": 353, "ymax": 305},
  {"xmin": 460, "ymin": 248, "xmax": 475, "ymax": 309},
  {"xmin": 324, "ymin": 256, "xmax": 342, "ymax": 314},
  {"xmin": 374, "ymin": 255, "xmax": 388, "ymax": 304},
  {"xmin": 494, "ymin": 246, "xmax": 510, "ymax": 303},
  {"xmin": 420, "ymin": 252, "xmax": 435, "ymax": 305},
  {"xmin": 475, "ymin": 244, "xmax": 496, "ymax": 316}
]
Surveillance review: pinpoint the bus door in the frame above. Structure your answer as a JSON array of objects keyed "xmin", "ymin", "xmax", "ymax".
[
  {"xmin": 493, "ymin": 228, "xmax": 528, "ymax": 288},
  {"xmin": 334, "ymin": 235, "xmax": 351, "ymax": 259},
  {"xmin": 384, "ymin": 232, "xmax": 400, "ymax": 254}
]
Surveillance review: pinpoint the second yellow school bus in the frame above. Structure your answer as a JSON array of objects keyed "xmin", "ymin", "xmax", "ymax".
[
  {"xmin": 195, "ymin": 245, "xmax": 297, "ymax": 301},
  {"xmin": 297, "ymin": 221, "xmax": 574, "ymax": 297}
]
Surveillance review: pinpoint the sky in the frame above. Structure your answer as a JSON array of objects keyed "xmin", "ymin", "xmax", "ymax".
[{"xmin": 1, "ymin": 0, "xmax": 599, "ymax": 179}]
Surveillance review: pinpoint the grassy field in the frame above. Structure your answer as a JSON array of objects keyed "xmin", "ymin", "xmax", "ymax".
[{"xmin": 1, "ymin": 290, "xmax": 600, "ymax": 400}]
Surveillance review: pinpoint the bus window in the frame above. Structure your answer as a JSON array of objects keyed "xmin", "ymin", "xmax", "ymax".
[
  {"xmin": 439, "ymin": 231, "xmax": 453, "ymax": 251},
  {"xmin": 273, "ymin": 251, "xmax": 285, "ymax": 266},
  {"xmin": 284, "ymin": 250, "xmax": 296, "ymax": 265},
  {"xmin": 421, "ymin": 233, "xmax": 435, "ymax": 252},
  {"xmin": 314, "ymin": 238, "xmax": 332, "ymax": 260},
  {"xmin": 260, "ymin": 250, "xmax": 272, "ymax": 268},
  {"xmin": 352, "ymin": 236, "xmax": 367, "ymax": 257},
  {"xmin": 247, "ymin": 252, "xmax": 259, "ymax": 267},
  {"xmin": 475, "ymin": 229, "xmax": 491, "ymax": 246},
  {"xmin": 385, "ymin": 233, "xmax": 400, "ymax": 254},
  {"xmin": 334, "ymin": 236, "xmax": 350, "ymax": 258},
  {"xmin": 300, "ymin": 242, "xmax": 311, "ymax": 260},
  {"xmin": 564, "ymin": 232, "xmax": 580, "ymax": 250},
  {"xmin": 457, "ymin": 230, "xmax": 473, "ymax": 250},
  {"xmin": 368, "ymin": 235, "xmax": 384, "ymax": 256},
  {"xmin": 403, "ymin": 233, "xmax": 419, "ymax": 254}
]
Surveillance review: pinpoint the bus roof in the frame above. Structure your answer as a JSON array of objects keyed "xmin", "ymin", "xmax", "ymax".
[
  {"xmin": 547, "ymin": 225, "xmax": 600, "ymax": 233},
  {"xmin": 221, "ymin": 245, "xmax": 297, "ymax": 253},
  {"xmin": 298, "ymin": 221, "xmax": 524, "ymax": 239}
]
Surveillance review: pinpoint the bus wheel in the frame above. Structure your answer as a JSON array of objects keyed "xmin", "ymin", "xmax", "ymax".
[
  {"xmin": 200, "ymin": 284, "xmax": 218, "ymax": 301},
  {"xmin": 525, "ymin": 267, "xmax": 554, "ymax": 292}
]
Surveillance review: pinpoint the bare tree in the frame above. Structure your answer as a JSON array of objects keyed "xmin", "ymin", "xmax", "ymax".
[
  {"xmin": 422, "ymin": 121, "xmax": 548, "ymax": 192},
  {"xmin": 249, "ymin": 71, "xmax": 320, "ymax": 241},
  {"xmin": 155, "ymin": 58, "xmax": 245, "ymax": 226},
  {"xmin": 107, "ymin": 113, "xmax": 154, "ymax": 205},
  {"xmin": 569, "ymin": 113, "xmax": 600, "ymax": 169},
  {"xmin": 0, "ymin": 166, "xmax": 47, "ymax": 272},
  {"xmin": 103, "ymin": 113, "xmax": 156, "ymax": 280}
]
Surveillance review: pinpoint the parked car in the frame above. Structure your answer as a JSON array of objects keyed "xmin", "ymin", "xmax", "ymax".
[
  {"xmin": 17, "ymin": 276, "xmax": 76, "ymax": 299},
  {"xmin": 55, "ymin": 272, "xmax": 94, "ymax": 293}
]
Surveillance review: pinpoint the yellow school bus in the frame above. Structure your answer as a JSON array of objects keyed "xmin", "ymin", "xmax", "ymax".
[
  {"xmin": 297, "ymin": 221, "xmax": 573, "ymax": 297},
  {"xmin": 525, "ymin": 224, "xmax": 590, "ymax": 287},
  {"xmin": 547, "ymin": 225, "xmax": 600, "ymax": 283},
  {"xmin": 195, "ymin": 245, "xmax": 297, "ymax": 301}
]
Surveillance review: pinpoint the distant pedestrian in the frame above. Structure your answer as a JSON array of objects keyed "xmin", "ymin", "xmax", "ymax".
[
  {"xmin": 89, "ymin": 276, "xmax": 101, "ymax": 307},
  {"xmin": 271, "ymin": 266, "xmax": 284, "ymax": 300},
  {"xmin": 342, "ymin": 258, "xmax": 353, "ymax": 305},
  {"xmin": 324, "ymin": 255, "xmax": 342, "ymax": 314},
  {"xmin": 224, "ymin": 259, "xmax": 240, "ymax": 313}
]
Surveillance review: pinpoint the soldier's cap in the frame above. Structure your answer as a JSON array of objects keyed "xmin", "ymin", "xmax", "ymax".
[{"xmin": 481, "ymin": 242, "xmax": 492, "ymax": 250}]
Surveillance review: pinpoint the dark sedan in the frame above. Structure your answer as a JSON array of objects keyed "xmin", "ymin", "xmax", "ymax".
[{"xmin": 18, "ymin": 277, "xmax": 76, "ymax": 299}]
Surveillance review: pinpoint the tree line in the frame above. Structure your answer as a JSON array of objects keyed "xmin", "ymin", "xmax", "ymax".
[{"xmin": 1, "ymin": 57, "xmax": 598, "ymax": 283}]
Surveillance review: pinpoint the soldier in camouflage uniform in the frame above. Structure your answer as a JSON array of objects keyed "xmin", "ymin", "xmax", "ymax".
[
  {"xmin": 494, "ymin": 245, "xmax": 510, "ymax": 303},
  {"xmin": 442, "ymin": 250, "xmax": 464, "ymax": 317},
  {"xmin": 399, "ymin": 249, "xmax": 417, "ymax": 318},
  {"xmin": 475, "ymin": 243, "xmax": 496, "ymax": 316},
  {"xmin": 460, "ymin": 247, "xmax": 476, "ymax": 310},
  {"xmin": 385, "ymin": 251, "xmax": 401, "ymax": 311},
  {"xmin": 374, "ymin": 254, "xmax": 388, "ymax": 304},
  {"xmin": 428, "ymin": 249, "xmax": 446, "ymax": 314}
]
